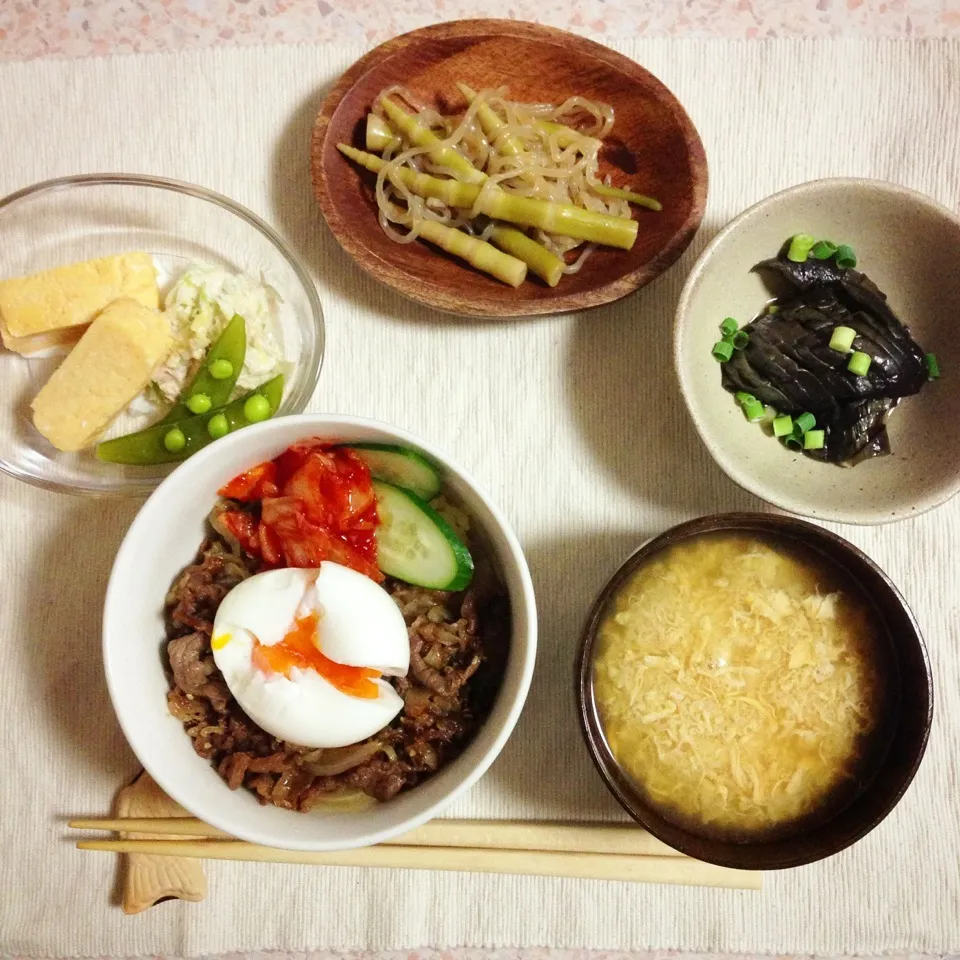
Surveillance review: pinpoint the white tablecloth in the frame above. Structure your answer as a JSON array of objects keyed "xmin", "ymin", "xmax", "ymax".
[{"xmin": 1, "ymin": 37, "xmax": 958, "ymax": 958}]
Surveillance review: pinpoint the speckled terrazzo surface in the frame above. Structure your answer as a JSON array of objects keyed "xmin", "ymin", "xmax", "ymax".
[
  {"xmin": 2, "ymin": 2, "xmax": 958, "ymax": 959},
  {"xmin": 0, "ymin": 0, "xmax": 958, "ymax": 60}
]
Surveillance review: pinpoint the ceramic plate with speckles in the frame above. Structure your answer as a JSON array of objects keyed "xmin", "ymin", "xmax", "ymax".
[{"xmin": 675, "ymin": 178, "xmax": 960, "ymax": 525}]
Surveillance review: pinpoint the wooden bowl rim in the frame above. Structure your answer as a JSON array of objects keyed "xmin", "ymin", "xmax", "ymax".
[
  {"xmin": 575, "ymin": 511, "xmax": 934, "ymax": 870},
  {"xmin": 310, "ymin": 18, "xmax": 708, "ymax": 318}
]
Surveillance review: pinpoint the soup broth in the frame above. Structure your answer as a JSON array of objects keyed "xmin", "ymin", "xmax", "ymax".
[{"xmin": 592, "ymin": 532, "xmax": 893, "ymax": 840}]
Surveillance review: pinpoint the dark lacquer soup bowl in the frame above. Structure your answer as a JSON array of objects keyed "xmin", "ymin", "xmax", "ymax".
[{"xmin": 576, "ymin": 513, "xmax": 933, "ymax": 870}]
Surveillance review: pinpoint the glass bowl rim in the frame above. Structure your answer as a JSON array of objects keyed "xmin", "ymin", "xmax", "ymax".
[{"xmin": 0, "ymin": 172, "xmax": 325, "ymax": 498}]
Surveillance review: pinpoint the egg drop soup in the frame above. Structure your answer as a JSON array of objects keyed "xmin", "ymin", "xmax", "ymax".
[{"xmin": 592, "ymin": 532, "xmax": 893, "ymax": 840}]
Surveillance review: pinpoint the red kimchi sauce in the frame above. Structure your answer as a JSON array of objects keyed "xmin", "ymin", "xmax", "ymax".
[{"xmin": 217, "ymin": 441, "xmax": 382, "ymax": 581}]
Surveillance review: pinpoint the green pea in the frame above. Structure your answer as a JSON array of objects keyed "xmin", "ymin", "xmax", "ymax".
[
  {"xmin": 96, "ymin": 374, "xmax": 284, "ymax": 466},
  {"xmin": 186, "ymin": 393, "xmax": 212, "ymax": 415},
  {"xmin": 163, "ymin": 427, "xmax": 186, "ymax": 453},
  {"xmin": 209, "ymin": 358, "xmax": 235, "ymax": 381},
  {"xmin": 207, "ymin": 413, "xmax": 229, "ymax": 439},
  {"xmin": 243, "ymin": 394, "xmax": 271, "ymax": 423},
  {"xmin": 157, "ymin": 314, "xmax": 246, "ymax": 426}
]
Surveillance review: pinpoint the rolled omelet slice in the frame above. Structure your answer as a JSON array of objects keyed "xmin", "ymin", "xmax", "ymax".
[
  {"xmin": 31, "ymin": 298, "xmax": 173, "ymax": 452},
  {"xmin": 0, "ymin": 252, "xmax": 159, "ymax": 355}
]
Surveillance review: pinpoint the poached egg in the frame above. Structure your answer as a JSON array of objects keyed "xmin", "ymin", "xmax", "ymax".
[{"xmin": 211, "ymin": 562, "xmax": 409, "ymax": 748}]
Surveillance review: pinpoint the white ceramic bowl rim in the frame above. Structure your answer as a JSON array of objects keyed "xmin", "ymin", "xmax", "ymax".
[
  {"xmin": 102, "ymin": 414, "xmax": 537, "ymax": 850},
  {"xmin": 675, "ymin": 176, "xmax": 960, "ymax": 524}
]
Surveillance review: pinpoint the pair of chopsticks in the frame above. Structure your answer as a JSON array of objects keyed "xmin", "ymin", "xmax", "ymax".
[{"xmin": 69, "ymin": 817, "xmax": 761, "ymax": 889}]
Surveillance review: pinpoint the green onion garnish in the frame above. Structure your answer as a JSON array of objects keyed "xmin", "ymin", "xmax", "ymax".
[
  {"xmin": 743, "ymin": 399, "xmax": 765, "ymax": 422},
  {"xmin": 734, "ymin": 391, "xmax": 756, "ymax": 405},
  {"xmin": 847, "ymin": 351, "xmax": 872, "ymax": 376},
  {"xmin": 712, "ymin": 340, "xmax": 734, "ymax": 362},
  {"xmin": 925, "ymin": 353, "xmax": 940, "ymax": 380},
  {"xmin": 810, "ymin": 240, "xmax": 838, "ymax": 260},
  {"xmin": 787, "ymin": 233, "xmax": 817, "ymax": 263},
  {"xmin": 772, "ymin": 415, "xmax": 794, "ymax": 438},
  {"xmin": 767, "ymin": 304, "xmax": 780, "ymax": 315},
  {"xmin": 829, "ymin": 325, "xmax": 857, "ymax": 353},
  {"xmin": 803, "ymin": 429, "xmax": 826, "ymax": 450},
  {"xmin": 835, "ymin": 244, "xmax": 857, "ymax": 269},
  {"xmin": 784, "ymin": 434, "xmax": 804, "ymax": 450},
  {"xmin": 720, "ymin": 317, "xmax": 738, "ymax": 337},
  {"xmin": 795, "ymin": 412, "xmax": 817, "ymax": 434},
  {"xmin": 732, "ymin": 330, "xmax": 750, "ymax": 350}
]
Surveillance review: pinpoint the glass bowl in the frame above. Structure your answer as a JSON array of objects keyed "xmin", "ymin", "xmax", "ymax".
[{"xmin": 0, "ymin": 174, "xmax": 324, "ymax": 497}]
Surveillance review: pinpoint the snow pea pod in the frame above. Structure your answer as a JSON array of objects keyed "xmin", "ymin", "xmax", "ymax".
[
  {"xmin": 157, "ymin": 313, "xmax": 246, "ymax": 425},
  {"xmin": 96, "ymin": 374, "xmax": 283, "ymax": 465}
]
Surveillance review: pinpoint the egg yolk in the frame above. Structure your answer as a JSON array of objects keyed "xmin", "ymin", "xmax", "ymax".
[{"xmin": 251, "ymin": 612, "xmax": 382, "ymax": 698}]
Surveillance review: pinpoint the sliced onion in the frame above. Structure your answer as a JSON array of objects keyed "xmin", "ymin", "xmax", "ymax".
[
  {"xmin": 403, "ymin": 687, "xmax": 433, "ymax": 718},
  {"xmin": 424, "ymin": 644, "xmax": 445, "ymax": 669},
  {"xmin": 301, "ymin": 740, "xmax": 383, "ymax": 776},
  {"xmin": 209, "ymin": 507, "xmax": 242, "ymax": 554}
]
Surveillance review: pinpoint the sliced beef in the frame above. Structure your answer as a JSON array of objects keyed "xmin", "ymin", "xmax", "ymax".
[{"xmin": 164, "ymin": 531, "xmax": 508, "ymax": 812}]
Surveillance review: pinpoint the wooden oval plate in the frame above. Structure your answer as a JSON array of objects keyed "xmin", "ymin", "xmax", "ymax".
[{"xmin": 311, "ymin": 19, "xmax": 708, "ymax": 317}]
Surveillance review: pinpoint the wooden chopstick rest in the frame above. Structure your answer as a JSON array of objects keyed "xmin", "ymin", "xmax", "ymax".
[{"xmin": 114, "ymin": 770, "xmax": 207, "ymax": 914}]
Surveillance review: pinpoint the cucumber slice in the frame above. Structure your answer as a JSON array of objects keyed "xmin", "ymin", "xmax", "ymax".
[
  {"xmin": 373, "ymin": 479, "xmax": 473, "ymax": 590},
  {"xmin": 344, "ymin": 443, "xmax": 442, "ymax": 500}
]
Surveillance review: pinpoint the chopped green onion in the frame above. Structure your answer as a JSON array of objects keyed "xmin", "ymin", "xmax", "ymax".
[
  {"xmin": 810, "ymin": 240, "xmax": 838, "ymax": 260},
  {"xmin": 761, "ymin": 405, "xmax": 778, "ymax": 425},
  {"xmin": 743, "ymin": 399, "xmax": 765, "ymax": 422},
  {"xmin": 766, "ymin": 304, "xmax": 780, "ymax": 315},
  {"xmin": 732, "ymin": 330, "xmax": 750, "ymax": 350},
  {"xmin": 772, "ymin": 415, "xmax": 794, "ymax": 437},
  {"xmin": 925, "ymin": 353, "xmax": 940, "ymax": 380},
  {"xmin": 734, "ymin": 391, "xmax": 756, "ymax": 405},
  {"xmin": 784, "ymin": 434, "xmax": 804, "ymax": 450},
  {"xmin": 829, "ymin": 325, "xmax": 857, "ymax": 353},
  {"xmin": 712, "ymin": 340, "xmax": 734, "ymax": 362},
  {"xmin": 787, "ymin": 233, "xmax": 817, "ymax": 263},
  {"xmin": 720, "ymin": 317, "xmax": 738, "ymax": 337},
  {"xmin": 803, "ymin": 429, "xmax": 826, "ymax": 450},
  {"xmin": 795, "ymin": 412, "xmax": 817, "ymax": 434},
  {"xmin": 847, "ymin": 350, "xmax": 872, "ymax": 376},
  {"xmin": 835, "ymin": 244, "xmax": 857, "ymax": 269}
]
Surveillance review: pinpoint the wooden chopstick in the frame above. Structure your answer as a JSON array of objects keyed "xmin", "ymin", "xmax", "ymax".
[
  {"xmin": 74, "ymin": 837, "xmax": 761, "ymax": 888},
  {"xmin": 68, "ymin": 817, "xmax": 679, "ymax": 857},
  {"xmin": 68, "ymin": 816, "xmax": 761, "ymax": 889}
]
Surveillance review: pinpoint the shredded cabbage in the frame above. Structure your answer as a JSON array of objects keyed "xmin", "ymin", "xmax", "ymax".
[
  {"xmin": 153, "ymin": 263, "xmax": 286, "ymax": 402},
  {"xmin": 593, "ymin": 534, "xmax": 884, "ymax": 836}
]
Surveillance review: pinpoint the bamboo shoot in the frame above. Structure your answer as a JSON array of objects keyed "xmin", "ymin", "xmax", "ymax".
[
  {"xmin": 489, "ymin": 225, "xmax": 564, "ymax": 286},
  {"xmin": 365, "ymin": 114, "xmax": 400, "ymax": 152},
  {"xmin": 378, "ymin": 97, "xmax": 486, "ymax": 185},
  {"xmin": 416, "ymin": 221, "xmax": 527, "ymax": 287},
  {"xmin": 337, "ymin": 145, "xmax": 638, "ymax": 250},
  {"xmin": 456, "ymin": 83, "xmax": 524, "ymax": 156},
  {"xmin": 592, "ymin": 182, "xmax": 662, "ymax": 212}
]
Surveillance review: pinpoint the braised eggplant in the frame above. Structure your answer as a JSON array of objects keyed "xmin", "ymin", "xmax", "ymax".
[{"xmin": 721, "ymin": 247, "xmax": 929, "ymax": 465}]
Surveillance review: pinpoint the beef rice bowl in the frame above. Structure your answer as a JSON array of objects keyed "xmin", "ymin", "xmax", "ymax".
[{"xmin": 163, "ymin": 439, "xmax": 510, "ymax": 812}]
